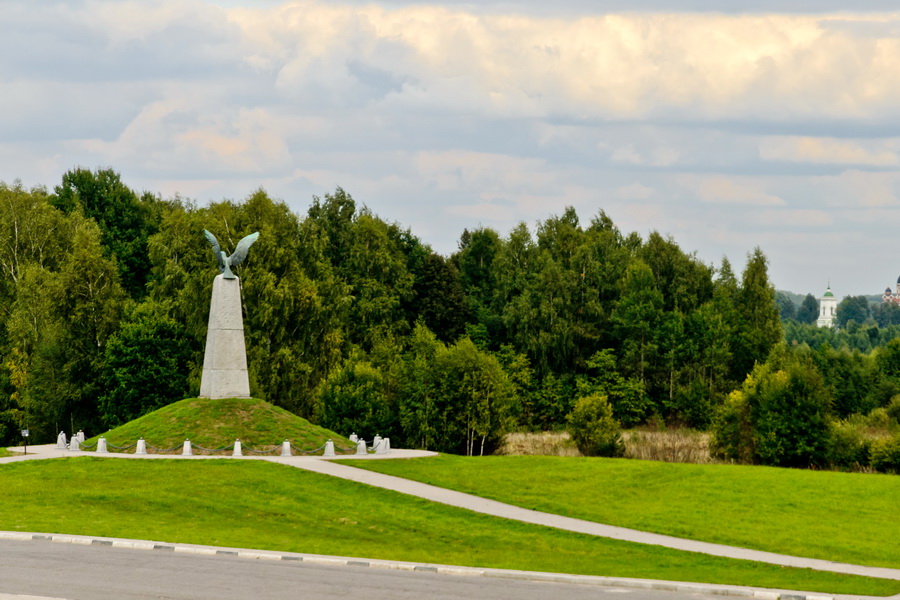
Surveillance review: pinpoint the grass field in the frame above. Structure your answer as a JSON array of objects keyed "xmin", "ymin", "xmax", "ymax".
[
  {"xmin": 0, "ymin": 447, "xmax": 11, "ymax": 458},
  {"xmin": 0, "ymin": 457, "xmax": 896, "ymax": 595},
  {"xmin": 343, "ymin": 454, "xmax": 900, "ymax": 569},
  {"xmin": 87, "ymin": 397, "xmax": 348, "ymax": 451}
]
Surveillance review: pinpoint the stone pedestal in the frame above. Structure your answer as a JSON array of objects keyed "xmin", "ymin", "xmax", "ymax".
[{"xmin": 199, "ymin": 275, "xmax": 251, "ymax": 399}]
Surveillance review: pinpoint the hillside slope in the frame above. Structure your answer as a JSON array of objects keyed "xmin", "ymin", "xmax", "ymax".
[{"xmin": 88, "ymin": 397, "xmax": 348, "ymax": 451}]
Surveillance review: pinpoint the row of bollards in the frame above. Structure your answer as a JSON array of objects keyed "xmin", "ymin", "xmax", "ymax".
[
  {"xmin": 61, "ymin": 434, "xmax": 390, "ymax": 457},
  {"xmin": 57, "ymin": 431, "xmax": 84, "ymax": 450},
  {"xmin": 349, "ymin": 433, "xmax": 391, "ymax": 455}
]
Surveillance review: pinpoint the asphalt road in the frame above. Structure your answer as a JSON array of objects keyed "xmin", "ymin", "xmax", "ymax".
[{"xmin": 0, "ymin": 539, "xmax": 712, "ymax": 600}]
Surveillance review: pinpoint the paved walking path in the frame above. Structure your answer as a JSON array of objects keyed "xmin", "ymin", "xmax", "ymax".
[{"xmin": 5, "ymin": 444, "xmax": 900, "ymax": 583}]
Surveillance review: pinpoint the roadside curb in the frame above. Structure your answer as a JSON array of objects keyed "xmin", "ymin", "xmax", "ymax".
[{"xmin": 0, "ymin": 531, "xmax": 873, "ymax": 600}]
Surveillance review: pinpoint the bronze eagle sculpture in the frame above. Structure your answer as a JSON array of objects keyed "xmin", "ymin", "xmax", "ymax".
[{"xmin": 203, "ymin": 230, "xmax": 259, "ymax": 279}]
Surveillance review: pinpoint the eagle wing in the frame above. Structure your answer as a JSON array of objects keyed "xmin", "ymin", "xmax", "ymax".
[
  {"xmin": 203, "ymin": 229, "xmax": 226, "ymax": 272},
  {"xmin": 229, "ymin": 232, "xmax": 260, "ymax": 267}
]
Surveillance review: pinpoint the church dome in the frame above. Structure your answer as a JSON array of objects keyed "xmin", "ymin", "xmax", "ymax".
[
  {"xmin": 823, "ymin": 288, "xmax": 834, "ymax": 297},
  {"xmin": 887, "ymin": 287, "xmax": 893, "ymax": 294}
]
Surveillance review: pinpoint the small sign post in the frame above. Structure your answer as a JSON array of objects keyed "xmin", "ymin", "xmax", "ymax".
[{"xmin": 20, "ymin": 429, "xmax": 29, "ymax": 456}]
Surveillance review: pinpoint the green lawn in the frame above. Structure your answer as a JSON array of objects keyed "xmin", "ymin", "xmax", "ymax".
[
  {"xmin": 0, "ymin": 447, "xmax": 12, "ymax": 458},
  {"xmin": 0, "ymin": 458, "xmax": 896, "ymax": 596},
  {"xmin": 87, "ymin": 397, "xmax": 348, "ymax": 451},
  {"xmin": 342, "ymin": 454, "xmax": 900, "ymax": 569}
]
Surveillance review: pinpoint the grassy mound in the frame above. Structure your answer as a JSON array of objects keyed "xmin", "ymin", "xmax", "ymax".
[{"xmin": 88, "ymin": 397, "xmax": 347, "ymax": 451}]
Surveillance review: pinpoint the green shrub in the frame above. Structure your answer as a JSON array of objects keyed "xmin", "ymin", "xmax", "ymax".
[
  {"xmin": 710, "ymin": 389, "xmax": 753, "ymax": 463},
  {"xmin": 0, "ymin": 410, "xmax": 23, "ymax": 447},
  {"xmin": 566, "ymin": 394, "xmax": 624, "ymax": 457},
  {"xmin": 667, "ymin": 379, "xmax": 714, "ymax": 430},
  {"xmin": 826, "ymin": 420, "xmax": 871, "ymax": 469},
  {"xmin": 870, "ymin": 435, "xmax": 900, "ymax": 473},
  {"xmin": 752, "ymin": 364, "xmax": 831, "ymax": 468},
  {"xmin": 320, "ymin": 359, "xmax": 395, "ymax": 440},
  {"xmin": 711, "ymin": 346, "xmax": 832, "ymax": 468},
  {"xmin": 864, "ymin": 407, "xmax": 891, "ymax": 430},
  {"xmin": 99, "ymin": 303, "xmax": 194, "ymax": 428},
  {"xmin": 886, "ymin": 395, "xmax": 900, "ymax": 424}
]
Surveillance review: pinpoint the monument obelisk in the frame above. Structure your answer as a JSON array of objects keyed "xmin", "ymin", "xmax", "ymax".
[{"xmin": 199, "ymin": 230, "xmax": 259, "ymax": 399}]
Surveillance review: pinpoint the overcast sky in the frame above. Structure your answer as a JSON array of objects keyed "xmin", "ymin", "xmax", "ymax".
[{"xmin": 4, "ymin": 1, "xmax": 900, "ymax": 297}]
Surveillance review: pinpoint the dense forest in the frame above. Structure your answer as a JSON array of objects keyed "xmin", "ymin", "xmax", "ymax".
[{"xmin": 1, "ymin": 169, "xmax": 898, "ymax": 471}]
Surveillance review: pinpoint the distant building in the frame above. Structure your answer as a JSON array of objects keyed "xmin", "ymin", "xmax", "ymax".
[
  {"xmin": 883, "ymin": 276, "xmax": 900, "ymax": 305},
  {"xmin": 817, "ymin": 285, "xmax": 837, "ymax": 328}
]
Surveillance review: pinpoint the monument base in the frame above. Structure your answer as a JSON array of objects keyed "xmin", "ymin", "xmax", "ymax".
[{"xmin": 199, "ymin": 275, "xmax": 251, "ymax": 399}]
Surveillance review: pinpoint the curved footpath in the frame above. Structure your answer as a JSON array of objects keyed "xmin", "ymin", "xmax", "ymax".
[{"xmin": 3, "ymin": 444, "xmax": 899, "ymax": 600}]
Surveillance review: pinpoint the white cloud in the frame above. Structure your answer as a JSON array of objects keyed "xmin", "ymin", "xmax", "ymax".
[
  {"xmin": 7, "ymin": 1, "xmax": 900, "ymax": 295},
  {"xmin": 611, "ymin": 144, "xmax": 680, "ymax": 166},
  {"xmin": 680, "ymin": 175, "xmax": 786, "ymax": 206},
  {"xmin": 446, "ymin": 202, "xmax": 519, "ymax": 222},
  {"xmin": 218, "ymin": 5, "xmax": 900, "ymax": 121},
  {"xmin": 615, "ymin": 183, "xmax": 655, "ymax": 200},
  {"xmin": 413, "ymin": 150, "xmax": 556, "ymax": 194},
  {"xmin": 750, "ymin": 209, "xmax": 833, "ymax": 227},
  {"xmin": 611, "ymin": 145, "xmax": 644, "ymax": 165},
  {"xmin": 834, "ymin": 207, "xmax": 900, "ymax": 224},
  {"xmin": 621, "ymin": 202, "xmax": 666, "ymax": 225},
  {"xmin": 810, "ymin": 170, "xmax": 900, "ymax": 208},
  {"xmin": 759, "ymin": 136, "xmax": 899, "ymax": 166}
]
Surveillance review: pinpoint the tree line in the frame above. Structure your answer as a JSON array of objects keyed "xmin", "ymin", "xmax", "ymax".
[
  {"xmin": 715, "ymin": 293, "xmax": 900, "ymax": 471},
  {"xmin": 5, "ymin": 168, "xmax": 894, "ymax": 467}
]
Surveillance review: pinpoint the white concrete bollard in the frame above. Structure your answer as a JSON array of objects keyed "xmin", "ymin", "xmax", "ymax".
[
  {"xmin": 76, "ymin": 431, "xmax": 85, "ymax": 444},
  {"xmin": 384, "ymin": 438, "xmax": 391, "ymax": 453},
  {"xmin": 281, "ymin": 440, "xmax": 291, "ymax": 457},
  {"xmin": 349, "ymin": 433, "xmax": 358, "ymax": 443},
  {"xmin": 182, "ymin": 440, "xmax": 193, "ymax": 456},
  {"xmin": 135, "ymin": 438, "xmax": 147, "ymax": 455},
  {"xmin": 56, "ymin": 432, "xmax": 67, "ymax": 450},
  {"xmin": 97, "ymin": 437, "xmax": 108, "ymax": 453},
  {"xmin": 323, "ymin": 440, "xmax": 335, "ymax": 457},
  {"xmin": 373, "ymin": 435, "xmax": 382, "ymax": 449},
  {"xmin": 375, "ymin": 439, "xmax": 386, "ymax": 454},
  {"xmin": 69, "ymin": 438, "xmax": 80, "ymax": 452},
  {"xmin": 355, "ymin": 439, "xmax": 367, "ymax": 455},
  {"xmin": 233, "ymin": 440, "xmax": 242, "ymax": 457}
]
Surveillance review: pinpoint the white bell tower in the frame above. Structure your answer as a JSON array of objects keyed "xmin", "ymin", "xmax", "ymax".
[{"xmin": 816, "ymin": 284, "xmax": 837, "ymax": 328}]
